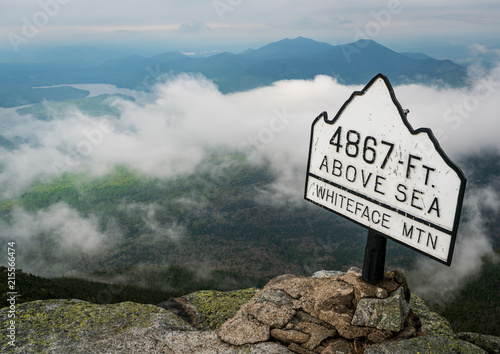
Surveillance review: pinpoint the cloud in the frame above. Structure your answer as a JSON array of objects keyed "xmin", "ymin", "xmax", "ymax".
[
  {"xmin": 392, "ymin": 65, "xmax": 500, "ymax": 156},
  {"xmin": 469, "ymin": 43, "xmax": 489, "ymax": 55},
  {"xmin": 0, "ymin": 202, "xmax": 120, "ymax": 276},
  {"xmin": 2, "ymin": 67, "xmax": 500, "ymax": 200},
  {"xmin": 179, "ymin": 22, "xmax": 209, "ymax": 34},
  {"xmin": 119, "ymin": 202, "xmax": 186, "ymax": 243},
  {"xmin": 408, "ymin": 186, "xmax": 500, "ymax": 306},
  {"xmin": 1, "ymin": 68, "xmax": 500, "ymax": 283}
]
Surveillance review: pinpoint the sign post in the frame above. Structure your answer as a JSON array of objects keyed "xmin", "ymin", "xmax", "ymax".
[
  {"xmin": 304, "ymin": 74, "xmax": 466, "ymax": 283},
  {"xmin": 362, "ymin": 230, "xmax": 387, "ymax": 283}
]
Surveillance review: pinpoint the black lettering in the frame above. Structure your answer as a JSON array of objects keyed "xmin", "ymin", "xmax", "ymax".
[
  {"xmin": 346, "ymin": 130, "xmax": 360, "ymax": 157},
  {"xmin": 319, "ymin": 155, "xmax": 329, "ymax": 173},
  {"xmin": 395, "ymin": 184, "xmax": 407, "ymax": 202},
  {"xmin": 411, "ymin": 189, "xmax": 424, "ymax": 210},
  {"xmin": 332, "ymin": 159, "xmax": 342, "ymax": 177},
  {"xmin": 363, "ymin": 136, "xmax": 377, "ymax": 164},
  {"xmin": 406, "ymin": 154, "xmax": 421, "ymax": 178},
  {"xmin": 355, "ymin": 202, "xmax": 363, "ymax": 215},
  {"xmin": 380, "ymin": 140, "xmax": 394, "ymax": 169},
  {"xmin": 316, "ymin": 185, "xmax": 326, "ymax": 200},
  {"xmin": 361, "ymin": 206, "xmax": 370, "ymax": 221},
  {"xmin": 338, "ymin": 194, "xmax": 346, "ymax": 208},
  {"xmin": 402, "ymin": 222, "xmax": 413, "ymax": 239},
  {"xmin": 427, "ymin": 233, "xmax": 438, "ymax": 250},
  {"xmin": 428, "ymin": 197, "xmax": 440, "ymax": 217},
  {"xmin": 330, "ymin": 126, "xmax": 343, "ymax": 152},
  {"xmin": 361, "ymin": 170, "xmax": 372, "ymax": 188},
  {"xmin": 381, "ymin": 213, "xmax": 391, "ymax": 229},
  {"xmin": 374, "ymin": 175, "xmax": 386, "ymax": 195},
  {"xmin": 416, "ymin": 227, "xmax": 425, "ymax": 243},
  {"xmin": 346, "ymin": 165, "xmax": 357, "ymax": 182},
  {"xmin": 325, "ymin": 189, "xmax": 335, "ymax": 203},
  {"xmin": 346, "ymin": 198, "xmax": 354, "ymax": 213},
  {"xmin": 422, "ymin": 165, "xmax": 435, "ymax": 185},
  {"xmin": 372, "ymin": 210, "xmax": 381, "ymax": 224}
]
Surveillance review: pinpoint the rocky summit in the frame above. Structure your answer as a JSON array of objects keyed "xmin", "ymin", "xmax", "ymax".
[
  {"xmin": 1, "ymin": 268, "xmax": 499, "ymax": 353},
  {"xmin": 217, "ymin": 267, "xmax": 499, "ymax": 353},
  {"xmin": 217, "ymin": 267, "xmax": 417, "ymax": 352}
]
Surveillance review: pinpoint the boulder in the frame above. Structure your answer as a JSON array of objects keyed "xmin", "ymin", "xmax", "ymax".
[
  {"xmin": 456, "ymin": 332, "xmax": 500, "ymax": 353},
  {"xmin": 351, "ymin": 287, "xmax": 410, "ymax": 332},
  {"xmin": 159, "ymin": 331, "xmax": 293, "ymax": 353},
  {"xmin": 159, "ymin": 288, "xmax": 259, "ymax": 330},
  {"xmin": 321, "ymin": 339, "xmax": 354, "ymax": 354},
  {"xmin": 409, "ymin": 293, "xmax": 455, "ymax": 337},
  {"xmin": 364, "ymin": 336, "xmax": 487, "ymax": 353},
  {"xmin": 0, "ymin": 298, "xmax": 292, "ymax": 353},
  {"xmin": 217, "ymin": 309, "xmax": 271, "ymax": 345},
  {"xmin": 312, "ymin": 270, "xmax": 346, "ymax": 278},
  {"xmin": 270, "ymin": 329, "xmax": 311, "ymax": 344},
  {"xmin": 0, "ymin": 299, "xmax": 193, "ymax": 353}
]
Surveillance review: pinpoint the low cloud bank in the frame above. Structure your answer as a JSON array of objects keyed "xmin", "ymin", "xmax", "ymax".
[
  {"xmin": 2, "ymin": 69, "xmax": 500, "ymax": 197},
  {"xmin": 0, "ymin": 203, "xmax": 119, "ymax": 276},
  {"xmin": 1, "ymin": 67, "xmax": 499, "ymax": 284},
  {"xmin": 408, "ymin": 186, "xmax": 500, "ymax": 305}
]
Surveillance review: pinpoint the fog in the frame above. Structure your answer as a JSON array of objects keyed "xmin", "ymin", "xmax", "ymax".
[
  {"xmin": 408, "ymin": 186, "xmax": 500, "ymax": 305},
  {"xmin": 1, "ymin": 68, "xmax": 499, "ymax": 290},
  {"xmin": 0, "ymin": 202, "xmax": 121, "ymax": 276},
  {"xmin": 119, "ymin": 202, "xmax": 186, "ymax": 243}
]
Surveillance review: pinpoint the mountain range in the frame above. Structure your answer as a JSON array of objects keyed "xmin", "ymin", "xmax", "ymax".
[{"xmin": 0, "ymin": 37, "xmax": 468, "ymax": 107}]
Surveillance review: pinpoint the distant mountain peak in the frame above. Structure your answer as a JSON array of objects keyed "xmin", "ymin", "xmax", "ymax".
[
  {"xmin": 352, "ymin": 39, "xmax": 377, "ymax": 45},
  {"xmin": 283, "ymin": 36, "xmax": 318, "ymax": 43},
  {"xmin": 242, "ymin": 36, "xmax": 333, "ymax": 60}
]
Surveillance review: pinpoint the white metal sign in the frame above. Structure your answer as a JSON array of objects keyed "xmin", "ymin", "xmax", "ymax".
[{"xmin": 305, "ymin": 74, "xmax": 466, "ymax": 265}]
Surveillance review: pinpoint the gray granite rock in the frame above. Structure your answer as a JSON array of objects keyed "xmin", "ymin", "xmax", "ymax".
[
  {"xmin": 0, "ymin": 298, "xmax": 293, "ymax": 353},
  {"xmin": 351, "ymin": 287, "xmax": 409, "ymax": 332},
  {"xmin": 365, "ymin": 335, "xmax": 487, "ymax": 353},
  {"xmin": 217, "ymin": 309, "xmax": 271, "ymax": 346},
  {"xmin": 409, "ymin": 293, "xmax": 455, "ymax": 337},
  {"xmin": 312, "ymin": 270, "xmax": 345, "ymax": 278},
  {"xmin": 0, "ymin": 299, "xmax": 193, "ymax": 353},
  {"xmin": 457, "ymin": 332, "xmax": 500, "ymax": 353}
]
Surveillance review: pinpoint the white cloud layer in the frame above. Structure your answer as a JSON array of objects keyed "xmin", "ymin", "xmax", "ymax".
[
  {"xmin": 0, "ymin": 202, "xmax": 120, "ymax": 276},
  {"xmin": 408, "ymin": 186, "xmax": 500, "ymax": 305},
  {"xmin": 2, "ymin": 68, "xmax": 500, "ymax": 201},
  {"xmin": 1, "ymin": 69, "xmax": 499, "ymax": 283},
  {"xmin": 4, "ymin": 202, "xmax": 106, "ymax": 252}
]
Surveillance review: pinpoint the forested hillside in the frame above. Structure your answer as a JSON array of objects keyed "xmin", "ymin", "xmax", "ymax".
[{"xmin": 1, "ymin": 156, "xmax": 396, "ymax": 280}]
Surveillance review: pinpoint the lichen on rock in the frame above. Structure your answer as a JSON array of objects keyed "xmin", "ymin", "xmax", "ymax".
[
  {"xmin": 0, "ymin": 299, "xmax": 193, "ymax": 353},
  {"xmin": 456, "ymin": 332, "xmax": 500, "ymax": 353},
  {"xmin": 351, "ymin": 287, "xmax": 410, "ymax": 332},
  {"xmin": 2, "ymin": 270, "xmax": 498, "ymax": 353},
  {"xmin": 175, "ymin": 288, "xmax": 259, "ymax": 330},
  {"xmin": 409, "ymin": 293, "xmax": 455, "ymax": 337},
  {"xmin": 364, "ymin": 335, "xmax": 487, "ymax": 353}
]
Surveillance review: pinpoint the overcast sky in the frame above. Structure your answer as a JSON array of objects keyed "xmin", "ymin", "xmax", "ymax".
[{"xmin": 1, "ymin": 0, "xmax": 500, "ymax": 59}]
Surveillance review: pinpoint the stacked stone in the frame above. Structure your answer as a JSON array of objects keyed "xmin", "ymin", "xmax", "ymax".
[{"xmin": 218, "ymin": 267, "xmax": 420, "ymax": 353}]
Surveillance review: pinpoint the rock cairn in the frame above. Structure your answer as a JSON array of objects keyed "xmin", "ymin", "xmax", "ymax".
[{"xmin": 218, "ymin": 267, "xmax": 421, "ymax": 353}]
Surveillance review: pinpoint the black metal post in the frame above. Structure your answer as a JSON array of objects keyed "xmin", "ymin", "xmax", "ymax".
[{"xmin": 362, "ymin": 229, "xmax": 387, "ymax": 284}]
